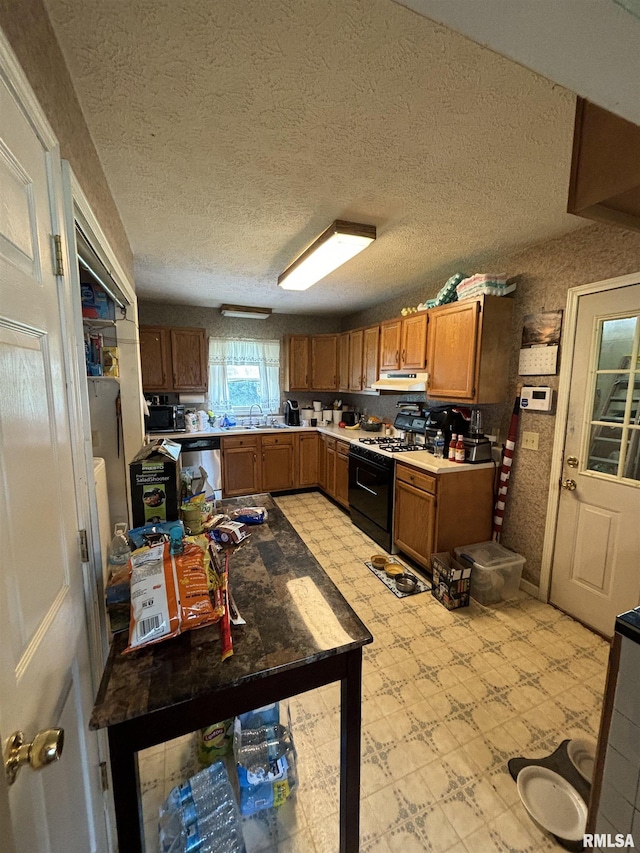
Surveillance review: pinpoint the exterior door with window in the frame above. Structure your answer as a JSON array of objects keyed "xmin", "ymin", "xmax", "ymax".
[{"xmin": 550, "ymin": 283, "xmax": 640, "ymax": 636}]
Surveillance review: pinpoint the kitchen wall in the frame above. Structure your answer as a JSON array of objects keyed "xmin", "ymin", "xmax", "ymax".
[
  {"xmin": 137, "ymin": 301, "xmax": 341, "ymax": 409},
  {"xmin": 343, "ymin": 221, "xmax": 640, "ymax": 587},
  {"xmin": 0, "ymin": 0, "xmax": 133, "ymax": 280}
]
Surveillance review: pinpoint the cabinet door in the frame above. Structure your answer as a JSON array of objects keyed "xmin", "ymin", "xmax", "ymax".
[
  {"xmin": 401, "ymin": 313, "xmax": 427, "ymax": 369},
  {"xmin": 286, "ymin": 336, "xmax": 310, "ymax": 391},
  {"xmin": 298, "ymin": 432, "xmax": 319, "ymax": 486},
  {"xmin": 426, "ymin": 300, "xmax": 480, "ymax": 400},
  {"xmin": 393, "ymin": 479, "xmax": 436, "ymax": 569},
  {"xmin": 222, "ymin": 442, "xmax": 260, "ymax": 497},
  {"xmin": 335, "ymin": 443, "xmax": 350, "ymax": 508},
  {"xmin": 140, "ymin": 326, "xmax": 171, "ymax": 390},
  {"xmin": 311, "ymin": 335, "xmax": 338, "ymax": 391},
  {"xmin": 362, "ymin": 326, "xmax": 380, "ymax": 390},
  {"xmin": 171, "ymin": 328, "xmax": 207, "ymax": 392},
  {"xmin": 380, "ymin": 320, "xmax": 401, "ymax": 371},
  {"xmin": 325, "ymin": 445, "xmax": 336, "ymax": 498},
  {"xmin": 318, "ymin": 434, "xmax": 327, "ymax": 491},
  {"xmin": 338, "ymin": 333, "xmax": 350, "ymax": 392},
  {"xmin": 349, "ymin": 329, "xmax": 364, "ymax": 391},
  {"xmin": 261, "ymin": 435, "xmax": 295, "ymax": 491}
]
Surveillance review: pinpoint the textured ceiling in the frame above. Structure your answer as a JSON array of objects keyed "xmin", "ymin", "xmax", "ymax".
[{"xmin": 44, "ymin": 0, "xmax": 584, "ymax": 314}]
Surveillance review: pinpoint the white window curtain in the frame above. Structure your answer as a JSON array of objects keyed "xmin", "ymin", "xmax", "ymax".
[{"xmin": 208, "ymin": 338, "xmax": 280, "ymax": 413}]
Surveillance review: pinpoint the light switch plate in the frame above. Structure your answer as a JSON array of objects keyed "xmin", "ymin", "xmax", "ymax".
[{"xmin": 521, "ymin": 431, "xmax": 539, "ymax": 451}]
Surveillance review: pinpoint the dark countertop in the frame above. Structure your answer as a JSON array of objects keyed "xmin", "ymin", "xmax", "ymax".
[
  {"xmin": 90, "ymin": 494, "xmax": 372, "ymax": 731},
  {"xmin": 616, "ymin": 607, "xmax": 640, "ymax": 644}
]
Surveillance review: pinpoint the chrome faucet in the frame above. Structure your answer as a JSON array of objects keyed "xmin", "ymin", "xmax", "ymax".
[{"xmin": 248, "ymin": 403, "xmax": 263, "ymax": 426}]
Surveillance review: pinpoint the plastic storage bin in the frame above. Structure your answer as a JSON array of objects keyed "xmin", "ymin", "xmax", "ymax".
[{"xmin": 453, "ymin": 541, "xmax": 525, "ymax": 605}]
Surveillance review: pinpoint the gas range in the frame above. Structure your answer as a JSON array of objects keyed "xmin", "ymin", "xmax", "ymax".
[{"xmin": 358, "ymin": 436, "xmax": 426, "ymax": 453}]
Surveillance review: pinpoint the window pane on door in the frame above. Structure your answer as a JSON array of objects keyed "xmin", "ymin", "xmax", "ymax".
[
  {"xmin": 587, "ymin": 313, "xmax": 640, "ymax": 482},
  {"xmin": 597, "ymin": 317, "xmax": 637, "ymax": 369}
]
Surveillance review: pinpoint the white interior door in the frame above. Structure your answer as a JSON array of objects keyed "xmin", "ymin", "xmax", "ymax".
[
  {"xmin": 0, "ymin": 47, "xmax": 107, "ymax": 852},
  {"xmin": 550, "ymin": 283, "xmax": 640, "ymax": 636}
]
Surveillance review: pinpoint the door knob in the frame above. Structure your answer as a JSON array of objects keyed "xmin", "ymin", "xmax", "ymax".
[
  {"xmin": 566, "ymin": 456, "xmax": 579, "ymax": 468},
  {"xmin": 561, "ymin": 478, "xmax": 577, "ymax": 491},
  {"xmin": 4, "ymin": 728, "xmax": 64, "ymax": 786}
]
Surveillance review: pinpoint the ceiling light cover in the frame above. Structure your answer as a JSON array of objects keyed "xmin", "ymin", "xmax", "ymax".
[
  {"xmin": 278, "ymin": 220, "xmax": 376, "ymax": 291},
  {"xmin": 220, "ymin": 304, "xmax": 272, "ymax": 319}
]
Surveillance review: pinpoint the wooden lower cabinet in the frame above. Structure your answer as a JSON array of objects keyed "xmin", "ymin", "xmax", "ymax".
[
  {"xmin": 221, "ymin": 435, "xmax": 260, "ymax": 497},
  {"xmin": 298, "ymin": 432, "xmax": 319, "ymax": 487},
  {"xmin": 325, "ymin": 437, "xmax": 336, "ymax": 498},
  {"xmin": 393, "ymin": 462, "xmax": 494, "ymax": 571},
  {"xmin": 261, "ymin": 434, "xmax": 295, "ymax": 492},
  {"xmin": 334, "ymin": 440, "xmax": 350, "ymax": 508}
]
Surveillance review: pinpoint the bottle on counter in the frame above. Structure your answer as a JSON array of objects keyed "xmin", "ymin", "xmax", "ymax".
[
  {"xmin": 448, "ymin": 434, "xmax": 457, "ymax": 462},
  {"xmin": 107, "ymin": 523, "xmax": 131, "ymax": 578},
  {"xmin": 455, "ymin": 433, "xmax": 466, "ymax": 463},
  {"xmin": 433, "ymin": 429, "xmax": 445, "ymax": 458}
]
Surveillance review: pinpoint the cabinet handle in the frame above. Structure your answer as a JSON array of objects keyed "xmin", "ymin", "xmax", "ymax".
[
  {"xmin": 262, "ymin": 454, "xmax": 265, "ymax": 461},
  {"xmin": 254, "ymin": 454, "xmax": 257, "ymax": 462},
  {"xmin": 395, "ymin": 350, "xmax": 399, "ymax": 364},
  {"xmin": 401, "ymin": 349, "xmax": 405, "ymax": 363}
]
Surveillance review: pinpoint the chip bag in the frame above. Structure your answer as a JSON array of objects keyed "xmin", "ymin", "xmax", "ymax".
[{"xmin": 124, "ymin": 539, "xmax": 218, "ymax": 653}]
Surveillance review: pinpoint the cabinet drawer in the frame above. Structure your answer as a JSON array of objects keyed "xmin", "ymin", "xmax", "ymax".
[
  {"xmin": 325, "ymin": 436, "xmax": 336, "ymax": 450},
  {"xmin": 221, "ymin": 435, "xmax": 259, "ymax": 449},
  {"xmin": 261, "ymin": 433, "xmax": 295, "ymax": 447},
  {"xmin": 336, "ymin": 440, "xmax": 350, "ymax": 456},
  {"xmin": 396, "ymin": 463, "xmax": 437, "ymax": 494}
]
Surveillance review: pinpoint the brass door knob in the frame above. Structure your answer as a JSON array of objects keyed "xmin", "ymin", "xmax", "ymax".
[
  {"xmin": 566, "ymin": 455, "xmax": 579, "ymax": 468},
  {"xmin": 561, "ymin": 478, "xmax": 577, "ymax": 491},
  {"xmin": 4, "ymin": 728, "xmax": 64, "ymax": 786}
]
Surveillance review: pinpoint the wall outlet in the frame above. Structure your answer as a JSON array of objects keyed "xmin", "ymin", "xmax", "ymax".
[{"xmin": 521, "ymin": 431, "xmax": 539, "ymax": 451}]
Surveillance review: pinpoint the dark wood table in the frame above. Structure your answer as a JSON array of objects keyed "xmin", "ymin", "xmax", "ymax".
[{"xmin": 90, "ymin": 494, "xmax": 372, "ymax": 852}]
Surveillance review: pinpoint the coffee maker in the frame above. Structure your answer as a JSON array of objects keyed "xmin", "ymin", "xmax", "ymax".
[{"xmin": 284, "ymin": 399, "xmax": 301, "ymax": 426}]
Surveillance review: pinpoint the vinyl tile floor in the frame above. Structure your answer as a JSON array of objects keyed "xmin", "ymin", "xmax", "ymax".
[{"xmin": 138, "ymin": 492, "xmax": 608, "ymax": 852}]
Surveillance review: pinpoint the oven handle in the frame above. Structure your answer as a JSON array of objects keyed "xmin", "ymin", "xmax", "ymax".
[{"xmin": 355, "ymin": 474, "xmax": 378, "ymax": 497}]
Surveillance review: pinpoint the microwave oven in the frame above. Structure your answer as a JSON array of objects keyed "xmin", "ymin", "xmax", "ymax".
[{"xmin": 146, "ymin": 404, "xmax": 186, "ymax": 433}]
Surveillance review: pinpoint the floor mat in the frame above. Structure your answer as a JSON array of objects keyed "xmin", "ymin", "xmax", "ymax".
[{"xmin": 364, "ymin": 560, "xmax": 431, "ymax": 598}]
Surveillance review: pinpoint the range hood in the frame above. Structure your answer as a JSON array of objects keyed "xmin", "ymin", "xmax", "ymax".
[{"xmin": 372, "ymin": 372, "xmax": 429, "ymax": 392}]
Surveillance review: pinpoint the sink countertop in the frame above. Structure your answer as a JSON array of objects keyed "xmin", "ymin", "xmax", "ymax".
[{"xmin": 151, "ymin": 423, "xmax": 495, "ymax": 474}]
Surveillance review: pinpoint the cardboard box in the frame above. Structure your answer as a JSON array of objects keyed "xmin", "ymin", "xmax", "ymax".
[
  {"xmin": 431, "ymin": 551, "xmax": 471, "ymax": 610},
  {"xmin": 81, "ymin": 281, "xmax": 115, "ymax": 320},
  {"xmin": 129, "ymin": 439, "xmax": 181, "ymax": 528}
]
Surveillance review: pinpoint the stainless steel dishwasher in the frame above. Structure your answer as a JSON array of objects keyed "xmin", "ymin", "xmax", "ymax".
[{"xmin": 173, "ymin": 435, "xmax": 222, "ymax": 500}]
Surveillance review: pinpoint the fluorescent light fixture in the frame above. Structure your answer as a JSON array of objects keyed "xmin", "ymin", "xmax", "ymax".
[
  {"xmin": 220, "ymin": 304, "xmax": 272, "ymax": 320},
  {"xmin": 278, "ymin": 220, "xmax": 376, "ymax": 291}
]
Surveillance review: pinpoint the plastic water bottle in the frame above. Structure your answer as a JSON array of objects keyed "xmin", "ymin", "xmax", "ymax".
[
  {"xmin": 107, "ymin": 523, "xmax": 130, "ymax": 576},
  {"xmin": 433, "ymin": 429, "xmax": 445, "ymax": 458},
  {"xmin": 235, "ymin": 723, "xmax": 291, "ymax": 777}
]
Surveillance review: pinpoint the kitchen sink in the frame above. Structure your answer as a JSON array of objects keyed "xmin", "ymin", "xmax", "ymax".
[{"xmin": 222, "ymin": 425, "xmax": 258, "ymax": 430}]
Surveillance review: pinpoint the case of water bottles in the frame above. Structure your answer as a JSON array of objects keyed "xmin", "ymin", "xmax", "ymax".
[
  {"xmin": 233, "ymin": 702, "xmax": 298, "ymax": 817},
  {"xmin": 159, "ymin": 761, "xmax": 245, "ymax": 853}
]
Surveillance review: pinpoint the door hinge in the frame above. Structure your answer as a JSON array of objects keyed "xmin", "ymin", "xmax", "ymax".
[
  {"xmin": 53, "ymin": 234, "xmax": 64, "ymax": 276},
  {"xmin": 99, "ymin": 761, "xmax": 109, "ymax": 791},
  {"xmin": 79, "ymin": 529, "xmax": 89, "ymax": 562}
]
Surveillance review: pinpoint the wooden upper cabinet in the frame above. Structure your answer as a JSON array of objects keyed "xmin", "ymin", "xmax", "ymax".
[
  {"xmin": 139, "ymin": 326, "xmax": 170, "ymax": 391},
  {"xmin": 348, "ymin": 329, "xmax": 364, "ymax": 391},
  {"xmin": 426, "ymin": 295, "xmax": 513, "ymax": 403},
  {"xmin": 401, "ymin": 313, "xmax": 427, "ymax": 369},
  {"xmin": 311, "ymin": 334, "xmax": 338, "ymax": 391},
  {"xmin": 568, "ymin": 98, "xmax": 640, "ymax": 232},
  {"xmin": 362, "ymin": 325, "xmax": 380, "ymax": 390},
  {"xmin": 140, "ymin": 325, "xmax": 206, "ymax": 392},
  {"xmin": 380, "ymin": 320, "xmax": 401, "ymax": 371},
  {"xmin": 285, "ymin": 335, "xmax": 310, "ymax": 391},
  {"xmin": 170, "ymin": 328, "xmax": 207, "ymax": 391},
  {"xmin": 338, "ymin": 332, "xmax": 350, "ymax": 392}
]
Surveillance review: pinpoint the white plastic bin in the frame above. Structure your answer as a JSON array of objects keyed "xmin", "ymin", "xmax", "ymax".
[{"xmin": 453, "ymin": 541, "xmax": 526, "ymax": 605}]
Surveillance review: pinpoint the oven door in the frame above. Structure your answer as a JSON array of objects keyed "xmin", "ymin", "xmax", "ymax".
[{"xmin": 348, "ymin": 450, "xmax": 393, "ymax": 532}]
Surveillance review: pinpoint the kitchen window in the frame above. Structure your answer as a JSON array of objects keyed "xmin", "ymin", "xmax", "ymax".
[{"xmin": 208, "ymin": 338, "xmax": 280, "ymax": 416}]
